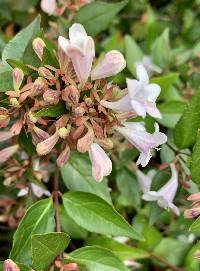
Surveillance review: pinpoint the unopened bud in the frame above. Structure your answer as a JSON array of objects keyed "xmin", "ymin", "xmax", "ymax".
[
  {"xmin": 63, "ymin": 263, "xmax": 78, "ymax": 271},
  {"xmin": 28, "ymin": 111, "xmax": 38, "ymax": 123},
  {"xmin": 10, "ymin": 98, "xmax": 20, "ymax": 107},
  {"xmin": 0, "ymin": 107, "xmax": 10, "ymax": 128},
  {"xmin": 77, "ymin": 129, "xmax": 94, "ymax": 153},
  {"xmin": 38, "ymin": 67, "xmax": 54, "ymax": 80},
  {"xmin": 32, "ymin": 38, "xmax": 46, "ymax": 61},
  {"xmin": 31, "ymin": 77, "xmax": 47, "ymax": 97},
  {"xmin": 62, "ymin": 85, "xmax": 79, "ymax": 105},
  {"xmin": 95, "ymin": 138, "xmax": 113, "ymax": 149},
  {"xmin": 43, "ymin": 89, "xmax": 60, "ymax": 104},
  {"xmin": 4, "ymin": 259, "xmax": 20, "ymax": 271},
  {"xmin": 57, "ymin": 144, "xmax": 70, "ymax": 167},
  {"xmin": 74, "ymin": 106, "xmax": 85, "ymax": 115},
  {"xmin": 58, "ymin": 125, "xmax": 71, "ymax": 139},
  {"xmin": 12, "ymin": 68, "xmax": 24, "ymax": 91},
  {"xmin": 184, "ymin": 208, "xmax": 200, "ymax": 219},
  {"xmin": 36, "ymin": 132, "xmax": 59, "ymax": 155},
  {"xmin": 85, "ymin": 97, "xmax": 93, "ymax": 106},
  {"xmin": 187, "ymin": 192, "xmax": 200, "ymax": 201},
  {"xmin": 10, "ymin": 118, "xmax": 23, "ymax": 135}
]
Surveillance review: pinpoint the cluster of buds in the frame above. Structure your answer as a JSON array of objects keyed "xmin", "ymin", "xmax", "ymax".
[
  {"xmin": 41, "ymin": 0, "xmax": 91, "ymax": 16},
  {"xmin": 184, "ymin": 192, "xmax": 200, "ymax": 219},
  {"xmin": 0, "ymin": 23, "xmax": 166, "ymax": 183}
]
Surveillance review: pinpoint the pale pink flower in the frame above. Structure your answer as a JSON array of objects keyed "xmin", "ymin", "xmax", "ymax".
[
  {"xmin": 115, "ymin": 122, "xmax": 167, "ymax": 167},
  {"xmin": 142, "ymin": 164, "xmax": 180, "ymax": 215},
  {"xmin": 0, "ymin": 145, "xmax": 19, "ymax": 163},
  {"xmin": 32, "ymin": 38, "xmax": 46, "ymax": 61},
  {"xmin": 59, "ymin": 24, "xmax": 95, "ymax": 83},
  {"xmin": 102, "ymin": 64, "xmax": 161, "ymax": 119},
  {"xmin": 77, "ymin": 129, "xmax": 94, "ymax": 153},
  {"xmin": 12, "ymin": 68, "xmax": 24, "ymax": 91},
  {"xmin": 56, "ymin": 144, "xmax": 70, "ymax": 167},
  {"xmin": 88, "ymin": 143, "xmax": 112, "ymax": 182},
  {"xmin": 4, "ymin": 259, "xmax": 20, "ymax": 271},
  {"xmin": 36, "ymin": 131, "xmax": 59, "ymax": 155},
  {"xmin": 91, "ymin": 50, "xmax": 126, "ymax": 80},
  {"xmin": 0, "ymin": 131, "xmax": 14, "ymax": 142},
  {"xmin": 41, "ymin": 0, "xmax": 57, "ymax": 15},
  {"xmin": 136, "ymin": 169, "xmax": 156, "ymax": 193},
  {"xmin": 18, "ymin": 183, "xmax": 50, "ymax": 198}
]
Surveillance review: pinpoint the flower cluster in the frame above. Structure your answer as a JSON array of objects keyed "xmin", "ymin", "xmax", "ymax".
[
  {"xmin": 184, "ymin": 192, "xmax": 200, "ymax": 219},
  {"xmin": 0, "ymin": 23, "xmax": 166, "ymax": 185},
  {"xmin": 41, "ymin": 0, "xmax": 91, "ymax": 16}
]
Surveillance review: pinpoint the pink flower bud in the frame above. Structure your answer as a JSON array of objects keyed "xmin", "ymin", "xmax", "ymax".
[
  {"xmin": 62, "ymin": 85, "xmax": 80, "ymax": 105},
  {"xmin": 0, "ymin": 145, "xmax": 19, "ymax": 163},
  {"xmin": 10, "ymin": 118, "xmax": 23, "ymax": 135},
  {"xmin": 32, "ymin": 38, "xmax": 46, "ymax": 61},
  {"xmin": 36, "ymin": 132, "xmax": 59, "ymax": 155},
  {"xmin": 43, "ymin": 89, "xmax": 60, "ymax": 104},
  {"xmin": 38, "ymin": 67, "xmax": 55, "ymax": 81},
  {"xmin": 63, "ymin": 263, "xmax": 78, "ymax": 271},
  {"xmin": 187, "ymin": 192, "xmax": 200, "ymax": 201},
  {"xmin": 12, "ymin": 68, "xmax": 24, "ymax": 91},
  {"xmin": 184, "ymin": 208, "xmax": 200, "ymax": 219},
  {"xmin": 41, "ymin": 0, "xmax": 57, "ymax": 15},
  {"xmin": 0, "ymin": 131, "xmax": 14, "ymax": 142},
  {"xmin": 91, "ymin": 50, "xmax": 126, "ymax": 80},
  {"xmin": 4, "ymin": 259, "xmax": 20, "ymax": 271},
  {"xmin": 31, "ymin": 77, "xmax": 48, "ymax": 97},
  {"xmin": 0, "ymin": 107, "xmax": 10, "ymax": 128},
  {"xmin": 77, "ymin": 129, "xmax": 94, "ymax": 153},
  {"xmin": 32, "ymin": 126, "xmax": 50, "ymax": 145},
  {"xmin": 56, "ymin": 144, "xmax": 70, "ymax": 167}
]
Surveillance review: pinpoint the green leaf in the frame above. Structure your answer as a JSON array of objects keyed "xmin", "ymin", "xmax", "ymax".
[
  {"xmin": 151, "ymin": 73, "xmax": 179, "ymax": 101},
  {"xmin": 10, "ymin": 199, "xmax": 55, "ymax": 265},
  {"xmin": 116, "ymin": 168, "xmax": 141, "ymax": 209},
  {"xmin": 153, "ymin": 238, "xmax": 190, "ymax": 267},
  {"xmin": 157, "ymin": 101, "xmax": 186, "ymax": 128},
  {"xmin": 0, "ymin": 70, "xmax": 13, "ymax": 92},
  {"xmin": 36, "ymin": 102, "xmax": 67, "ymax": 118},
  {"xmin": 124, "ymin": 35, "xmax": 143, "ymax": 76},
  {"xmin": 62, "ymin": 192, "xmax": 142, "ymax": 240},
  {"xmin": 31, "ymin": 232, "xmax": 70, "ymax": 271},
  {"xmin": 2, "ymin": 16, "xmax": 41, "ymax": 66},
  {"xmin": 191, "ymin": 132, "xmax": 200, "ymax": 184},
  {"xmin": 190, "ymin": 215, "xmax": 200, "ymax": 234},
  {"xmin": 68, "ymin": 246, "xmax": 128, "ymax": 271},
  {"xmin": 6, "ymin": 59, "xmax": 30, "ymax": 74},
  {"xmin": 184, "ymin": 242, "xmax": 200, "ymax": 271},
  {"xmin": 151, "ymin": 28, "xmax": 171, "ymax": 68},
  {"xmin": 61, "ymin": 152, "xmax": 111, "ymax": 203},
  {"xmin": 160, "ymin": 144, "xmax": 175, "ymax": 163},
  {"xmin": 85, "ymin": 236, "xmax": 149, "ymax": 261},
  {"xmin": 73, "ymin": 1, "xmax": 128, "ymax": 36},
  {"xmin": 60, "ymin": 205, "xmax": 88, "ymax": 239},
  {"xmin": 174, "ymin": 90, "xmax": 200, "ymax": 149}
]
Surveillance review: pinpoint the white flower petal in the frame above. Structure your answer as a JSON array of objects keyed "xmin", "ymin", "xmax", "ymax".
[{"xmin": 135, "ymin": 64, "xmax": 149, "ymax": 85}]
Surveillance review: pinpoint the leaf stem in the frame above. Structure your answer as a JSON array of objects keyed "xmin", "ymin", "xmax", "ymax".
[
  {"xmin": 54, "ymin": 166, "xmax": 61, "ymax": 232},
  {"xmin": 150, "ymin": 252, "xmax": 184, "ymax": 271}
]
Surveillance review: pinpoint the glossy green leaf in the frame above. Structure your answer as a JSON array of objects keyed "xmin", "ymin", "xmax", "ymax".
[
  {"xmin": 10, "ymin": 199, "xmax": 55, "ymax": 265},
  {"xmin": 174, "ymin": 90, "xmax": 200, "ymax": 148},
  {"xmin": 191, "ymin": 132, "xmax": 200, "ymax": 184},
  {"xmin": 190, "ymin": 215, "xmax": 200, "ymax": 234},
  {"xmin": 85, "ymin": 236, "xmax": 149, "ymax": 261},
  {"xmin": 151, "ymin": 28, "xmax": 171, "ymax": 68},
  {"xmin": 124, "ymin": 35, "xmax": 143, "ymax": 76},
  {"xmin": 61, "ymin": 152, "xmax": 111, "ymax": 203},
  {"xmin": 157, "ymin": 101, "xmax": 186, "ymax": 128},
  {"xmin": 74, "ymin": 1, "xmax": 128, "ymax": 36},
  {"xmin": 31, "ymin": 232, "xmax": 70, "ymax": 271},
  {"xmin": 0, "ymin": 70, "xmax": 13, "ymax": 92},
  {"xmin": 62, "ymin": 192, "xmax": 142, "ymax": 240},
  {"xmin": 184, "ymin": 242, "xmax": 200, "ymax": 271},
  {"xmin": 2, "ymin": 16, "xmax": 41, "ymax": 66},
  {"xmin": 36, "ymin": 102, "xmax": 67, "ymax": 118},
  {"xmin": 68, "ymin": 246, "xmax": 128, "ymax": 271}
]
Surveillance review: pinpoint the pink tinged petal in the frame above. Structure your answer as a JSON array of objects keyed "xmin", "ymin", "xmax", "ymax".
[
  {"xmin": 58, "ymin": 36, "xmax": 70, "ymax": 52},
  {"xmin": 36, "ymin": 132, "xmax": 59, "ymax": 155},
  {"xmin": 32, "ymin": 126, "xmax": 50, "ymax": 145},
  {"xmin": 69, "ymin": 23, "xmax": 88, "ymax": 50},
  {"xmin": 0, "ymin": 131, "xmax": 14, "ymax": 142},
  {"xmin": 77, "ymin": 129, "xmax": 94, "ymax": 153},
  {"xmin": 0, "ymin": 144, "xmax": 19, "ymax": 163},
  {"xmin": 144, "ymin": 102, "xmax": 162, "ymax": 119},
  {"xmin": 101, "ymin": 94, "xmax": 133, "ymax": 113},
  {"xmin": 144, "ymin": 83, "xmax": 161, "ymax": 102},
  {"xmin": 136, "ymin": 169, "xmax": 155, "ymax": 193},
  {"xmin": 12, "ymin": 68, "xmax": 24, "ymax": 91},
  {"xmin": 67, "ymin": 37, "xmax": 95, "ymax": 83},
  {"xmin": 184, "ymin": 208, "xmax": 200, "ymax": 219},
  {"xmin": 135, "ymin": 64, "xmax": 149, "ymax": 85},
  {"xmin": 187, "ymin": 192, "xmax": 200, "ymax": 201},
  {"xmin": 91, "ymin": 50, "xmax": 126, "ymax": 80},
  {"xmin": 194, "ymin": 250, "xmax": 200, "ymax": 260},
  {"xmin": 4, "ymin": 260, "xmax": 20, "ymax": 271},
  {"xmin": 130, "ymin": 100, "xmax": 146, "ymax": 118},
  {"xmin": 10, "ymin": 118, "xmax": 23, "ymax": 135},
  {"xmin": 58, "ymin": 36, "xmax": 69, "ymax": 72},
  {"xmin": 126, "ymin": 78, "xmax": 142, "ymax": 100},
  {"xmin": 41, "ymin": 0, "xmax": 57, "ymax": 15},
  {"xmin": 31, "ymin": 183, "xmax": 51, "ymax": 197},
  {"xmin": 88, "ymin": 143, "xmax": 112, "ymax": 182},
  {"xmin": 57, "ymin": 144, "xmax": 70, "ymax": 167}
]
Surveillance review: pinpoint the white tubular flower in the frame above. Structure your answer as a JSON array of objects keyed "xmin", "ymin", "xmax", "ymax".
[
  {"xmin": 88, "ymin": 143, "xmax": 112, "ymax": 182},
  {"xmin": 102, "ymin": 64, "xmax": 161, "ymax": 119},
  {"xmin": 115, "ymin": 122, "xmax": 167, "ymax": 167},
  {"xmin": 142, "ymin": 164, "xmax": 180, "ymax": 215},
  {"xmin": 136, "ymin": 55, "xmax": 162, "ymax": 76},
  {"xmin": 91, "ymin": 50, "xmax": 126, "ymax": 80},
  {"xmin": 41, "ymin": 0, "xmax": 57, "ymax": 15},
  {"xmin": 58, "ymin": 23, "xmax": 95, "ymax": 83},
  {"xmin": 135, "ymin": 169, "xmax": 156, "ymax": 194}
]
